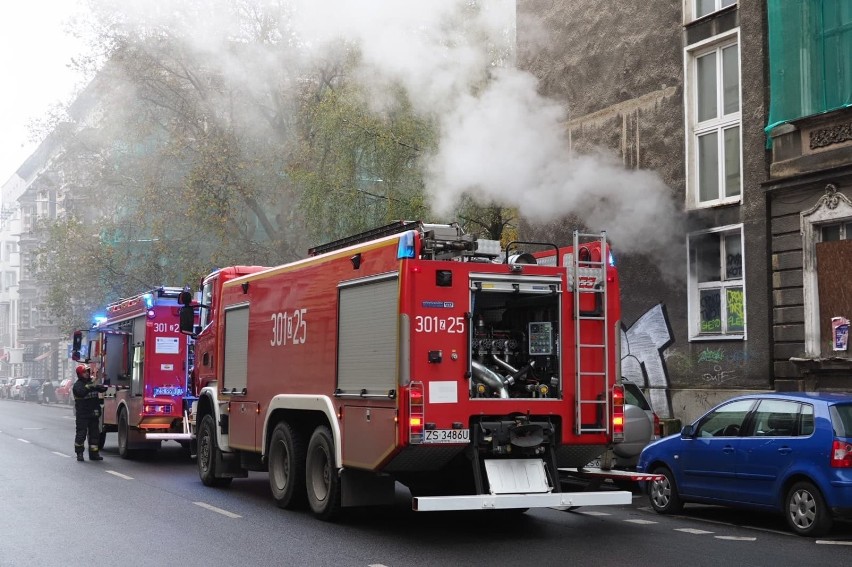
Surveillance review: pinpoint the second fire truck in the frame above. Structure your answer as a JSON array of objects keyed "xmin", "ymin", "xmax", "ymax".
[
  {"xmin": 72, "ymin": 287, "xmax": 195, "ymax": 456},
  {"xmin": 178, "ymin": 221, "xmax": 656, "ymax": 519}
]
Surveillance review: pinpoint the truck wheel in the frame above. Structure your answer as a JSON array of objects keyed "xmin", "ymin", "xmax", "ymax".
[
  {"xmin": 198, "ymin": 414, "xmax": 232, "ymax": 488},
  {"xmin": 269, "ymin": 421, "xmax": 307, "ymax": 509},
  {"xmin": 648, "ymin": 466, "xmax": 683, "ymax": 514},
  {"xmin": 306, "ymin": 425, "xmax": 341, "ymax": 521},
  {"xmin": 786, "ymin": 481, "xmax": 832, "ymax": 536},
  {"xmin": 117, "ymin": 409, "xmax": 133, "ymax": 459}
]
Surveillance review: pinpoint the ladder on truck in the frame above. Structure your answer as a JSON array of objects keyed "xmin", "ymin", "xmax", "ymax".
[{"xmin": 571, "ymin": 231, "xmax": 611, "ymax": 434}]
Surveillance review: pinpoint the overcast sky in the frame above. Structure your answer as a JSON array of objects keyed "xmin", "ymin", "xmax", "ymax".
[{"xmin": 0, "ymin": 1, "xmax": 91, "ymax": 185}]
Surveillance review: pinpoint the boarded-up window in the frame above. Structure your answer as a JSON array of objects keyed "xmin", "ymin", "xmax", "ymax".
[
  {"xmin": 816, "ymin": 240, "xmax": 852, "ymax": 356},
  {"xmin": 337, "ymin": 276, "xmax": 399, "ymax": 394}
]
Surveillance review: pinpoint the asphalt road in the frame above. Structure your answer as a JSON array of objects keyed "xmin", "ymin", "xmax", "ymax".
[{"xmin": 1, "ymin": 398, "xmax": 850, "ymax": 567}]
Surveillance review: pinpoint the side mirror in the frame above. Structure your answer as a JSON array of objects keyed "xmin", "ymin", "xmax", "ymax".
[
  {"xmin": 71, "ymin": 330, "xmax": 83, "ymax": 361},
  {"xmin": 179, "ymin": 305, "xmax": 196, "ymax": 335},
  {"xmin": 178, "ymin": 290, "xmax": 194, "ymax": 306},
  {"xmin": 680, "ymin": 424, "xmax": 695, "ymax": 438}
]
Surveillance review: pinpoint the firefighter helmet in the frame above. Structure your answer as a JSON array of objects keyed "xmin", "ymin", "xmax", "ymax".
[{"xmin": 75, "ymin": 364, "xmax": 91, "ymax": 378}]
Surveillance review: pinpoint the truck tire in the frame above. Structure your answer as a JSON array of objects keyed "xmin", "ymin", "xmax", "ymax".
[
  {"xmin": 117, "ymin": 408, "xmax": 133, "ymax": 459},
  {"xmin": 306, "ymin": 425, "xmax": 341, "ymax": 521},
  {"xmin": 198, "ymin": 414, "xmax": 232, "ymax": 488},
  {"xmin": 786, "ymin": 481, "xmax": 832, "ymax": 537},
  {"xmin": 269, "ymin": 421, "xmax": 307, "ymax": 509}
]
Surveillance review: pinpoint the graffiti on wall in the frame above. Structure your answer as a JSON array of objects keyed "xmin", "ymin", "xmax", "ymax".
[{"xmin": 620, "ymin": 303, "xmax": 674, "ymax": 419}]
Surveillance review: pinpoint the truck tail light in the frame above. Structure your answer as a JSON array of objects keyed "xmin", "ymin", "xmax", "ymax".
[
  {"xmin": 409, "ymin": 381, "xmax": 424, "ymax": 444},
  {"xmin": 612, "ymin": 385, "xmax": 624, "ymax": 443},
  {"xmin": 831, "ymin": 438, "xmax": 852, "ymax": 468}
]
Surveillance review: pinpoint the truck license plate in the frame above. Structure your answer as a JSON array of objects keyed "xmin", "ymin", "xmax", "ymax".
[{"xmin": 424, "ymin": 429, "xmax": 470, "ymax": 444}]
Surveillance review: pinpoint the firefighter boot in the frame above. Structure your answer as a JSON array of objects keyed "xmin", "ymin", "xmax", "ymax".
[
  {"xmin": 75, "ymin": 444, "xmax": 85, "ymax": 462},
  {"xmin": 76, "ymin": 452, "xmax": 84, "ymax": 462},
  {"xmin": 89, "ymin": 447, "xmax": 103, "ymax": 461}
]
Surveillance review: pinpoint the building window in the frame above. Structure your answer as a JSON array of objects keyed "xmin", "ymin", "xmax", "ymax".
[
  {"xmin": 821, "ymin": 221, "xmax": 852, "ymax": 241},
  {"xmin": 688, "ymin": 225, "xmax": 745, "ymax": 338},
  {"xmin": 693, "ymin": 0, "xmax": 737, "ymax": 20},
  {"xmin": 686, "ymin": 32, "xmax": 741, "ymax": 208},
  {"xmin": 801, "ymin": 185, "xmax": 852, "ymax": 356}
]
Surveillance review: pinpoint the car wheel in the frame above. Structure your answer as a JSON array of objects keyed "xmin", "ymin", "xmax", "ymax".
[
  {"xmin": 648, "ymin": 466, "xmax": 683, "ymax": 514},
  {"xmin": 785, "ymin": 481, "xmax": 833, "ymax": 537},
  {"xmin": 268, "ymin": 421, "xmax": 307, "ymax": 509}
]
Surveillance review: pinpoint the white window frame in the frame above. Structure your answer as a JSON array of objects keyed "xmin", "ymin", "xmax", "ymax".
[
  {"xmin": 801, "ymin": 185, "xmax": 852, "ymax": 356},
  {"xmin": 684, "ymin": 0, "xmax": 737, "ymax": 23},
  {"xmin": 684, "ymin": 29, "xmax": 742, "ymax": 209},
  {"xmin": 687, "ymin": 224, "xmax": 746, "ymax": 340}
]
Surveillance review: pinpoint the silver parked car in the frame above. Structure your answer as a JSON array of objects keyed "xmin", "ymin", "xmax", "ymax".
[
  {"xmin": 10, "ymin": 378, "xmax": 28, "ymax": 400},
  {"xmin": 585, "ymin": 379, "xmax": 659, "ymax": 470},
  {"xmin": 612, "ymin": 380, "xmax": 660, "ymax": 468}
]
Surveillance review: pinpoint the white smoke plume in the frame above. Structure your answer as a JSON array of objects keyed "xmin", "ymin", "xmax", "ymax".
[{"xmin": 88, "ymin": 0, "xmax": 681, "ymax": 253}]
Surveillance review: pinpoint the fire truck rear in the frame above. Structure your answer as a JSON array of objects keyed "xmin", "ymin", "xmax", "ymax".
[
  {"xmin": 180, "ymin": 222, "xmax": 652, "ymax": 519},
  {"xmin": 73, "ymin": 287, "xmax": 195, "ymax": 457}
]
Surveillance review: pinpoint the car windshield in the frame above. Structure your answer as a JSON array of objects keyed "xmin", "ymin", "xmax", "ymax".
[{"xmin": 830, "ymin": 403, "xmax": 852, "ymax": 437}]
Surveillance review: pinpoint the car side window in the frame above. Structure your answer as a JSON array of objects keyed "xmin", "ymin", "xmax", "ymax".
[
  {"xmin": 695, "ymin": 399, "xmax": 754, "ymax": 437},
  {"xmin": 751, "ymin": 399, "xmax": 802, "ymax": 437},
  {"xmin": 800, "ymin": 404, "xmax": 814, "ymax": 436}
]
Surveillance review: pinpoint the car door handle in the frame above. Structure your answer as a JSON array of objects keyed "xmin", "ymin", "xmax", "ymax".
[
  {"xmin": 777, "ymin": 447, "xmax": 792, "ymax": 455},
  {"xmin": 723, "ymin": 446, "xmax": 735, "ymax": 453}
]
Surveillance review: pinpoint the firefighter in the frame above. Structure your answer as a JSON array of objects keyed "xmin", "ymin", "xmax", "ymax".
[{"xmin": 72, "ymin": 364, "xmax": 108, "ymax": 462}]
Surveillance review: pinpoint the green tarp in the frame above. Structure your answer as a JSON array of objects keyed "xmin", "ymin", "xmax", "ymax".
[{"xmin": 766, "ymin": 0, "xmax": 852, "ymax": 135}]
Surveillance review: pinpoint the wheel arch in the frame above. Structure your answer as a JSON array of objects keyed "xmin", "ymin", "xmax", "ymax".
[
  {"xmin": 780, "ymin": 472, "xmax": 821, "ymax": 511},
  {"xmin": 263, "ymin": 395, "xmax": 339, "ymax": 465}
]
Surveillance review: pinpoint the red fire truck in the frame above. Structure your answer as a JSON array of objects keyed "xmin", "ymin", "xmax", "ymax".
[
  {"xmin": 179, "ymin": 221, "xmax": 655, "ymax": 519},
  {"xmin": 72, "ymin": 287, "xmax": 195, "ymax": 457}
]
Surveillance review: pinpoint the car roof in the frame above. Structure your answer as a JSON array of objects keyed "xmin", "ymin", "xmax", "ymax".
[{"xmin": 728, "ymin": 391, "xmax": 852, "ymax": 405}]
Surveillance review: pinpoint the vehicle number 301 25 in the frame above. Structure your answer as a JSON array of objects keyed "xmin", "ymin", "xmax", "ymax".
[
  {"xmin": 414, "ymin": 315, "xmax": 465, "ymax": 334},
  {"xmin": 270, "ymin": 308, "xmax": 307, "ymax": 346}
]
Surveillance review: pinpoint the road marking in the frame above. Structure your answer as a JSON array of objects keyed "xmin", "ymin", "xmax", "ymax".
[
  {"xmin": 194, "ymin": 501, "xmax": 242, "ymax": 518},
  {"xmin": 17, "ymin": 438, "xmax": 30, "ymax": 444},
  {"xmin": 105, "ymin": 470, "xmax": 134, "ymax": 480},
  {"xmin": 52, "ymin": 452, "xmax": 71, "ymax": 458},
  {"xmin": 675, "ymin": 528, "xmax": 714, "ymax": 535},
  {"xmin": 624, "ymin": 519, "xmax": 658, "ymax": 525},
  {"xmin": 715, "ymin": 536, "xmax": 757, "ymax": 541},
  {"xmin": 577, "ymin": 511, "xmax": 611, "ymax": 516},
  {"xmin": 816, "ymin": 540, "xmax": 852, "ymax": 546},
  {"xmin": 22, "ymin": 427, "xmax": 44, "ymax": 430}
]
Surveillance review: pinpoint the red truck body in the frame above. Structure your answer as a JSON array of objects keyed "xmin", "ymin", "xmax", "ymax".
[{"xmin": 184, "ymin": 222, "xmax": 638, "ymax": 518}]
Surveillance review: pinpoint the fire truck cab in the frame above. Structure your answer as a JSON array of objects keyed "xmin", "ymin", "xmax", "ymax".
[{"xmin": 181, "ymin": 222, "xmax": 651, "ymax": 519}]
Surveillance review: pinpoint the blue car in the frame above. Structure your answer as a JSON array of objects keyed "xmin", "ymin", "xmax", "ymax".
[{"xmin": 637, "ymin": 392, "xmax": 852, "ymax": 536}]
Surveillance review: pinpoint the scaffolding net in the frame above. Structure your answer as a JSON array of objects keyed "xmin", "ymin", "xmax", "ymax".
[{"xmin": 767, "ymin": 0, "xmax": 852, "ymax": 135}]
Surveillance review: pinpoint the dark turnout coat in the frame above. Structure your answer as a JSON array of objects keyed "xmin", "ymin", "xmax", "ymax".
[{"xmin": 72, "ymin": 378, "xmax": 107, "ymax": 418}]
